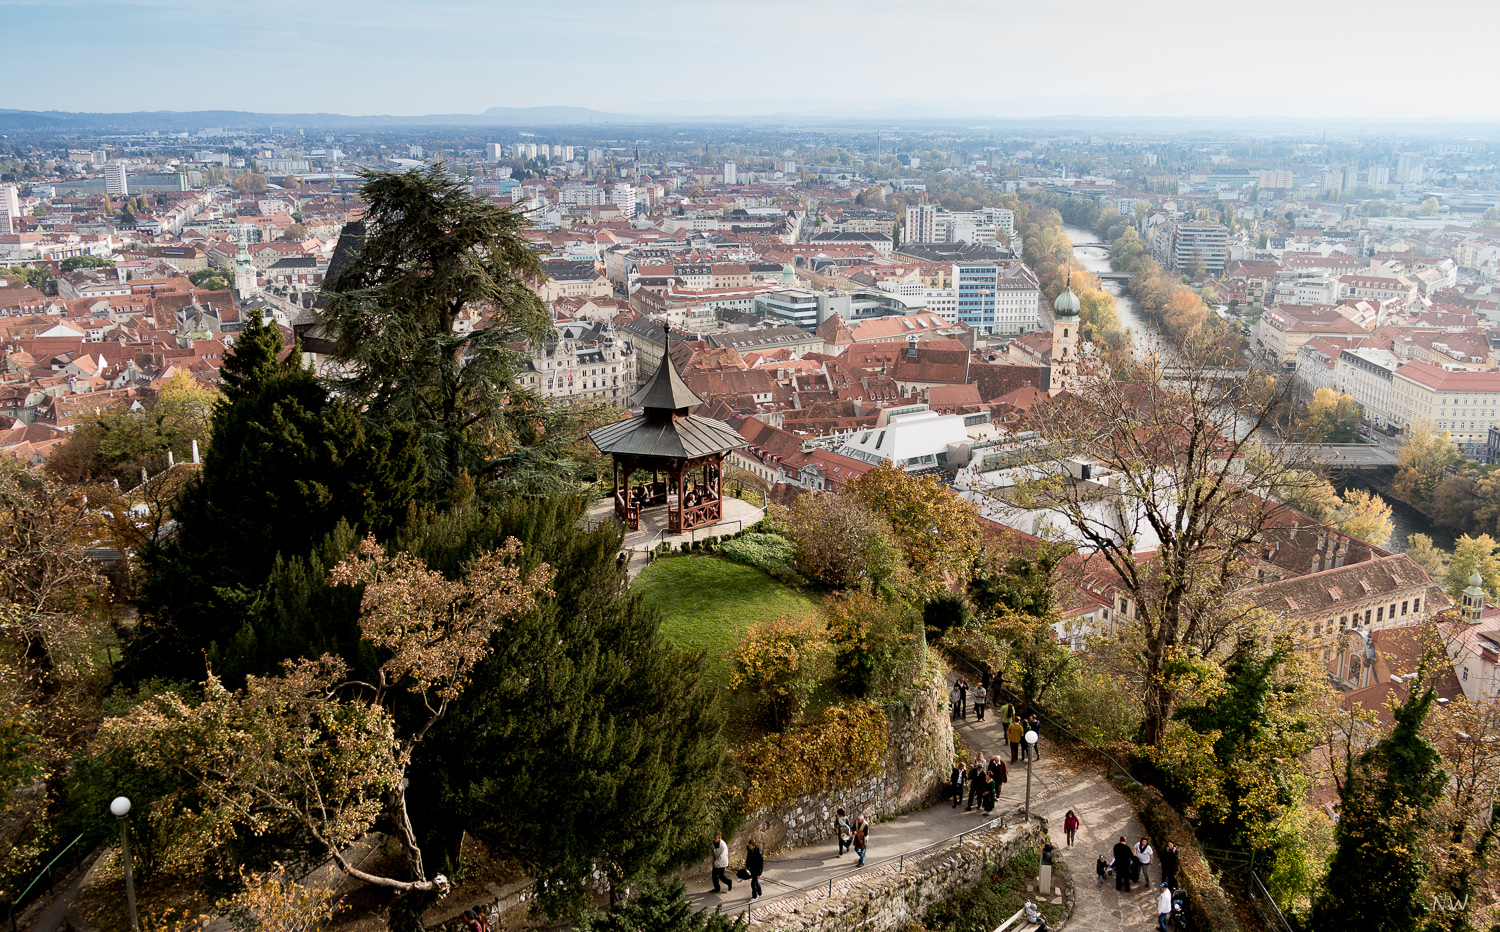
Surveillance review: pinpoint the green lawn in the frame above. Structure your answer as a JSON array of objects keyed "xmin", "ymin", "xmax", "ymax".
[{"xmin": 633, "ymin": 553, "xmax": 818, "ymax": 686}]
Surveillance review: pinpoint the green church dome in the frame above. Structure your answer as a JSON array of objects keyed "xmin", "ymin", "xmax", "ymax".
[{"xmin": 1053, "ymin": 286, "xmax": 1081, "ymax": 318}]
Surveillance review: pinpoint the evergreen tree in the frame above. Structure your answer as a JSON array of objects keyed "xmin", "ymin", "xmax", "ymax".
[
  {"xmin": 405, "ymin": 498, "xmax": 729, "ymax": 918},
  {"xmin": 1313, "ymin": 676, "xmax": 1447, "ymax": 931},
  {"xmin": 319, "ymin": 166, "xmax": 568, "ymax": 497},
  {"xmin": 127, "ymin": 365, "xmax": 424, "ymax": 683},
  {"xmin": 219, "ymin": 309, "xmax": 295, "ymax": 403},
  {"xmin": 582, "ymin": 879, "xmax": 743, "ymax": 932}
]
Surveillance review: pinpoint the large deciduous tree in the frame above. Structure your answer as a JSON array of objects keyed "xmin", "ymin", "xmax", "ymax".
[
  {"xmin": 846, "ymin": 462, "xmax": 979, "ymax": 598},
  {"xmin": 1009, "ymin": 328, "xmax": 1310, "ymax": 744},
  {"xmin": 1394, "ymin": 419, "xmax": 1463, "ymax": 509},
  {"xmin": 1300, "ymin": 388, "xmax": 1361, "ymax": 443},
  {"xmin": 319, "ymin": 166, "xmax": 569, "ymax": 497}
]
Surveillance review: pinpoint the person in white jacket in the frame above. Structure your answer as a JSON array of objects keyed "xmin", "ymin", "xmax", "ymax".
[
  {"xmin": 1156, "ymin": 883, "xmax": 1173, "ymax": 932},
  {"xmin": 711, "ymin": 832, "xmax": 732, "ymax": 893}
]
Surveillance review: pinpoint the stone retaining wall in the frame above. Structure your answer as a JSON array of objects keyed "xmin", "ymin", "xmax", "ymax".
[
  {"xmin": 736, "ymin": 662, "xmax": 954, "ymax": 854},
  {"xmin": 743, "ymin": 816, "xmax": 1048, "ymax": 932}
]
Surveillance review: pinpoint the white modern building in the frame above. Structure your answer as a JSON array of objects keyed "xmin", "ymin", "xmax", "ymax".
[
  {"xmin": 105, "ymin": 162, "xmax": 129, "ymax": 196},
  {"xmin": 723, "ymin": 161, "xmax": 737, "ymax": 185},
  {"xmin": 0, "ymin": 184, "xmax": 19, "ymax": 234}
]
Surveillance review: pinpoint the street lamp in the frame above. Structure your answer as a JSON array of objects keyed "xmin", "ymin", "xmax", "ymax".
[
  {"xmin": 1023, "ymin": 730, "xmax": 1039, "ymax": 821},
  {"xmin": 110, "ymin": 796, "xmax": 139, "ymax": 932}
]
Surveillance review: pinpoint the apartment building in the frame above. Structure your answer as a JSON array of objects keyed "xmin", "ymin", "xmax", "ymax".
[
  {"xmin": 1334, "ymin": 347, "xmax": 1401, "ymax": 428},
  {"xmin": 1390, "ymin": 359, "xmax": 1500, "ymax": 453},
  {"xmin": 514, "ymin": 323, "xmax": 635, "ymax": 404},
  {"xmin": 902, "ymin": 204, "xmax": 1015, "ymax": 245}
]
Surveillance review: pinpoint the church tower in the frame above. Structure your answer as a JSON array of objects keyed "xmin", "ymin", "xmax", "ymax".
[
  {"xmin": 233, "ymin": 229, "xmax": 258, "ymax": 297},
  {"xmin": 1049, "ymin": 272, "xmax": 1081, "ymax": 395},
  {"xmin": 1461, "ymin": 569, "xmax": 1486, "ymax": 622}
]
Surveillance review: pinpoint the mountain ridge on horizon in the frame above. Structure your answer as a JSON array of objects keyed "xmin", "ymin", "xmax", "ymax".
[{"xmin": 3, "ymin": 102, "xmax": 1498, "ymax": 134}]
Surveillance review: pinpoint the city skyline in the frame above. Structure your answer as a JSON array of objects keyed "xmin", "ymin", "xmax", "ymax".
[{"xmin": 6, "ymin": 0, "xmax": 1500, "ymax": 120}]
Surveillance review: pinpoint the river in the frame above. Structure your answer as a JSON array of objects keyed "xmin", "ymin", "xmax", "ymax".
[
  {"xmin": 1062, "ymin": 224, "xmax": 1160, "ymax": 354},
  {"xmin": 1059, "ymin": 226, "xmax": 1446, "ymax": 556}
]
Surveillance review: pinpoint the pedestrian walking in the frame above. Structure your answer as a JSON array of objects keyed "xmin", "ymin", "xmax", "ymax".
[
  {"xmin": 950, "ymin": 682, "xmax": 962, "ymax": 721},
  {"xmin": 974, "ymin": 684, "xmax": 988, "ymax": 720},
  {"xmin": 1160, "ymin": 841, "xmax": 1180, "ymax": 888},
  {"xmin": 1157, "ymin": 883, "xmax": 1173, "ymax": 932},
  {"xmin": 949, "ymin": 758, "xmax": 967, "ymax": 808},
  {"xmin": 853, "ymin": 820, "xmax": 868, "ymax": 866},
  {"xmin": 957, "ymin": 678, "xmax": 969, "ymax": 719},
  {"xmin": 1063, "ymin": 810, "xmax": 1080, "ymax": 846},
  {"xmin": 1008, "ymin": 717, "xmax": 1023, "ymax": 763},
  {"xmin": 966, "ymin": 756, "xmax": 984, "ymax": 811},
  {"xmin": 995, "ymin": 699, "xmax": 1013, "ymax": 729},
  {"xmin": 745, "ymin": 838, "xmax": 764, "ymax": 900},
  {"xmin": 1027, "ymin": 714, "xmax": 1042, "ymax": 759},
  {"xmin": 1112, "ymin": 836, "xmax": 1134, "ymax": 892},
  {"xmin": 711, "ymin": 832, "xmax": 733, "ymax": 893},
  {"xmin": 988, "ymin": 755, "xmax": 1008, "ymax": 798},
  {"xmin": 980, "ymin": 664, "xmax": 992, "ymax": 691},
  {"xmin": 980, "ymin": 770, "xmax": 996, "ymax": 812},
  {"xmin": 834, "ymin": 807, "xmax": 852, "ymax": 856},
  {"xmin": 1135, "ymin": 837, "xmax": 1154, "ymax": 887},
  {"xmin": 1095, "ymin": 855, "xmax": 1110, "ymax": 886}
]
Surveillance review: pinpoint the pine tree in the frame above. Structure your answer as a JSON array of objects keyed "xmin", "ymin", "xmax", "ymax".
[
  {"xmin": 1313, "ymin": 676, "xmax": 1447, "ymax": 931},
  {"xmin": 582, "ymin": 879, "xmax": 744, "ymax": 932},
  {"xmin": 319, "ymin": 166, "xmax": 563, "ymax": 497},
  {"xmin": 405, "ymin": 498, "xmax": 729, "ymax": 918},
  {"xmin": 219, "ymin": 309, "xmax": 295, "ymax": 403},
  {"xmin": 127, "ymin": 367, "xmax": 424, "ymax": 683}
]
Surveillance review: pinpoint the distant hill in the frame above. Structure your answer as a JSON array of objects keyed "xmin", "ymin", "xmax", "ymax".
[{"xmin": 0, "ymin": 106, "xmax": 655, "ymax": 134}]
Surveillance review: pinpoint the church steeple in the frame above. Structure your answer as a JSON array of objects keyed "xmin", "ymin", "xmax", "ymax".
[
  {"xmin": 233, "ymin": 228, "xmax": 257, "ymax": 297},
  {"xmin": 1462, "ymin": 569, "xmax": 1486, "ymax": 622},
  {"xmin": 1049, "ymin": 269, "xmax": 1081, "ymax": 396}
]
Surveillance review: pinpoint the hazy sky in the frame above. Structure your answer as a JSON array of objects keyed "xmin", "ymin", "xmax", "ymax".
[{"xmin": 6, "ymin": 0, "xmax": 1500, "ymax": 119}]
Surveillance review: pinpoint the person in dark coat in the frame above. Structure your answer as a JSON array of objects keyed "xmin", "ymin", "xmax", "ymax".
[
  {"xmin": 980, "ymin": 664, "xmax": 993, "ymax": 691},
  {"xmin": 949, "ymin": 759, "xmax": 967, "ymax": 808},
  {"xmin": 966, "ymin": 756, "xmax": 985, "ymax": 811},
  {"xmin": 956, "ymin": 678, "xmax": 969, "ymax": 719},
  {"xmin": 1160, "ymin": 841, "xmax": 1180, "ymax": 888},
  {"xmin": 988, "ymin": 755, "xmax": 1008, "ymax": 798},
  {"xmin": 1113, "ymin": 836, "xmax": 1135, "ymax": 892},
  {"xmin": 979, "ymin": 771, "xmax": 996, "ymax": 812},
  {"xmin": 745, "ymin": 838, "xmax": 764, "ymax": 899}
]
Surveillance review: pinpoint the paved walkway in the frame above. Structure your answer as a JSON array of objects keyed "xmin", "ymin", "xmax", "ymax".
[
  {"xmin": 587, "ymin": 495, "xmax": 765, "ymax": 578},
  {"xmin": 681, "ymin": 700, "xmax": 1161, "ymax": 930},
  {"xmin": 953, "ymin": 704, "xmax": 1160, "ymax": 930}
]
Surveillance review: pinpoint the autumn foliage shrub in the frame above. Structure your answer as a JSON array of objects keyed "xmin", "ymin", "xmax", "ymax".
[
  {"xmin": 738, "ymin": 702, "xmax": 888, "ymax": 811},
  {"xmin": 726, "ymin": 613, "xmax": 829, "ymax": 730}
]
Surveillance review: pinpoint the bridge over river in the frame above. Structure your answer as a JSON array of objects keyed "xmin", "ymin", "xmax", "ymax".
[{"xmin": 1266, "ymin": 443, "xmax": 1398, "ymax": 468}]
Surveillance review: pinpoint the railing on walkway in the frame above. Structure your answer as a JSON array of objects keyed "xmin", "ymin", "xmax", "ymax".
[
  {"xmin": 735, "ymin": 805, "xmax": 1031, "ymax": 924},
  {"xmin": 1248, "ymin": 870, "xmax": 1295, "ymax": 932}
]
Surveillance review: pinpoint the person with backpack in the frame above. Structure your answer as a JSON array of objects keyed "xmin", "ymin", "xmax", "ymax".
[{"xmin": 745, "ymin": 838, "xmax": 764, "ymax": 900}]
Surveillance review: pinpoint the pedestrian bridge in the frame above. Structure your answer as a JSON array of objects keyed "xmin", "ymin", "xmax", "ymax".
[{"xmin": 1267, "ymin": 443, "xmax": 1398, "ymax": 468}]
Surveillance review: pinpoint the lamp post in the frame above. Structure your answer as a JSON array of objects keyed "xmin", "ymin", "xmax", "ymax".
[
  {"xmin": 110, "ymin": 796, "xmax": 139, "ymax": 932},
  {"xmin": 1023, "ymin": 730, "xmax": 1038, "ymax": 821}
]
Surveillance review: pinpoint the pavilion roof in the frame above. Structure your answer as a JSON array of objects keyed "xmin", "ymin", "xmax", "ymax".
[{"xmin": 587, "ymin": 413, "xmax": 747, "ymax": 459}]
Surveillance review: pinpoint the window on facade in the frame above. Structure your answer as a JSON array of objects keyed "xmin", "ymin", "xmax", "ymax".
[
  {"xmin": 1414, "ymin": 597, "xmax": 1421, "ymax": 612},
  {"xmin": 1340, "ymin": 615, "xmax": 1348, "ymax": 627},
  {"xmin": 1402, "ymin": 600, "xmax": 1408, "ymax": 615},
  {"xmin": 1463, "ymin": 668, "xmax": 1469, "ymax": 681},
  {"xmin": 1377, "ymin": 607, "xmax": 1384, "ymax": 623}
]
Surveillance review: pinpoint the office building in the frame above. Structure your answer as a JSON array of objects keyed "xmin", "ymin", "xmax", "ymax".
[
  {"xmin": 0, "ymin": 184, "xmax": 18, "ymax": 235},
  {"xmin": 105, "ymin": 162, "xmax": 128, "ymax": 196}
]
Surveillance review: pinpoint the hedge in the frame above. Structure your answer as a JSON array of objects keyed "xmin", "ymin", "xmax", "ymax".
[{"xmin": 1127, "ymin": 783, "xmax": 1242, "ymax": 932}]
